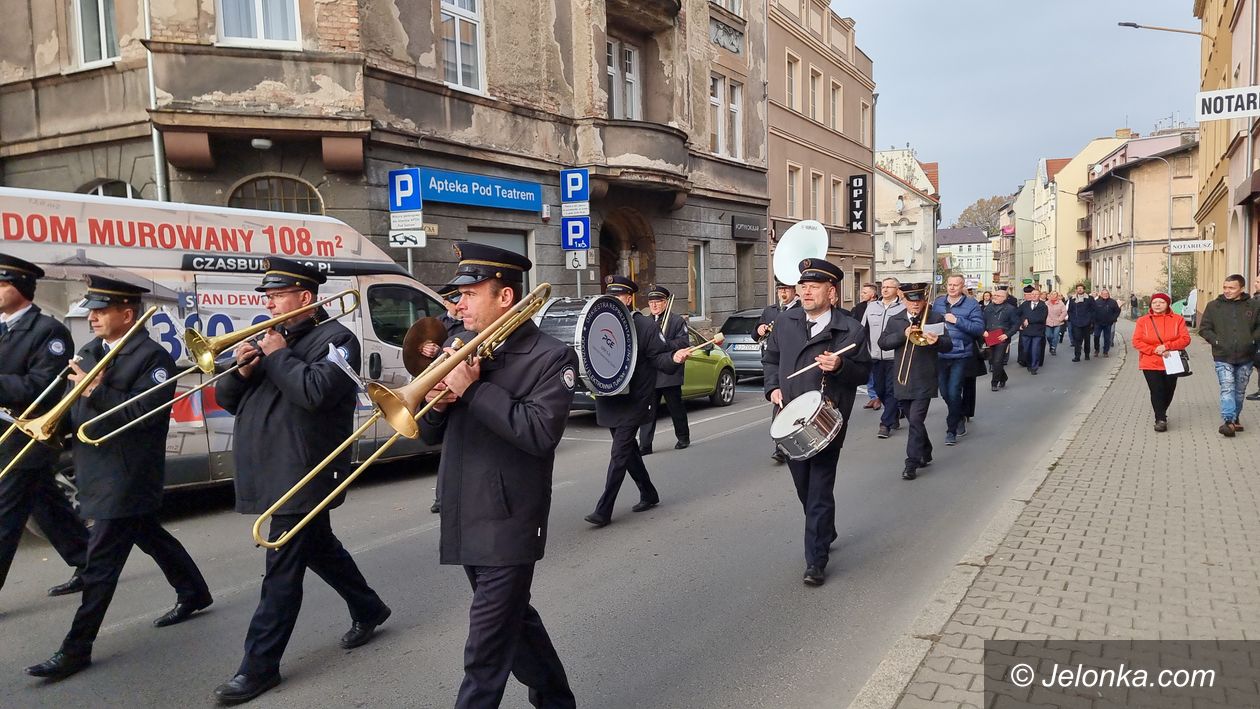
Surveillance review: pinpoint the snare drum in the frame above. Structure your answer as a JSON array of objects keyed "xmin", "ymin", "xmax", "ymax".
[{"xmin": 769, "ymin": 390, "xmax": 844, "ymax": 461}]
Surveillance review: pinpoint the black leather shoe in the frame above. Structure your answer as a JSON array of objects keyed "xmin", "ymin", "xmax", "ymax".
[
  {"xmin": 214, "ymin": 672, "xmax": 281, "ymax": 705},
  {"xmin": 25, "ymin": 651, "xmax": 90, "ymax": 680},
  {"xmin": 583, "ymin": 513, "xmax": 610, "ymax": 527},
  {"xmin": 1247, "ymin": 392, "xmax": 1260, "ymax": 401},
  {"xmin": 153, "ymin": 595, "xmax": 213, "ymax": 628},
  {"xmin": 771, "ymin": 450, "xmax": 787, "ymax": 464},
  {"xmin": 674, "ymin": 438, "xmax": 689, "ymax": 450},
  {"xmin": 639, "ymin": 445, "xmax": 653, "ymax": 455},
  {"xmin": 631, "ymin": 499, "xmax": 659, "ymax": 513},
  {"xmin": 919, "ymin": 456, "xmax": 933, "ymax": 467},
  {"xmin": 47, "ymin": 575, "xmax": 85, "ymax": 597},
  {"xmin": 430, "ymin": 500, "xmax": 440, "ymax": 514},
  {"xmin": 803, "ymin": 566, "xmax": 825, "ymax": 586},
  {"xmin": 340, "ymin": 605, "xmax": 391, "ymax": 649},
  {"xmin": 991, "ymin": 384, "xmax": 999, "ymax": 392},
  {"xmin": 901, "ymin": 465, "xmax": 917, "ymax": 480}
]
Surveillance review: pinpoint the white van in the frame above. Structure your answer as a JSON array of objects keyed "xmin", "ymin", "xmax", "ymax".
[{"xmin": 1, "ymin": 186, "xmax": 446, "ymax": 493}]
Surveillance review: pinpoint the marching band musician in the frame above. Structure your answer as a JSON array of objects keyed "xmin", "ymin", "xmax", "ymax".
[
  {"xmin": 762, "ymin": 259, "xmax": 870, "ymax": 587},
  {"xmin": 418, "ymin": 242, "xmax": 578, "ymax": 708},
  {"xmin": 638, "ymin": 285, "xmax": 691, "ymax": 454},
  {"xmin": 584, "ymin": 276, "xmax": 691, "ymax": 528},
  {"xmin": 27, "ymin": 276, "xmax": 212, "ymax": 680},
  {"xmin": 757, "ymin": 281, "xmax": 800, "ymax": 463},
  {"xmin": 877, "ymin": 283, "xmax": 951, "ymax": 482},
  {"xmin": 213, "ymin": 258, "xmax": 390, "ymax": 705},
  {"xmin": 0, "ymin": 254, "xmax": 89, "ymax": 601}
]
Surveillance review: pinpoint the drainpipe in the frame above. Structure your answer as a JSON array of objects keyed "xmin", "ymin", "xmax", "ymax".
[
  {"xmin": 1247, "ymin": 0, "xmax": 1257, "ymax": 277},
  {"xmin": 143, "ymin": 0, "xmax": 168, "ymax": 201}
]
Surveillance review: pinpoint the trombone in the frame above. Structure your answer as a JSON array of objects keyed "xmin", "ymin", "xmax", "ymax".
[
  {"xmin": 75, "ymin": 290, "xmax": 360, "ymax": 446},
  {"xmin": 659, "ymin": 293, "xmax": 674, "ymax": 332},
  {"xmin": 0, "ymin": 307, "xmax": 159, "ymax": 480},
  {"xmin": 250, "ymin": 282, "xmax": 551, "ymax": 550},
  {"xmin": 896, "ymin": 285, "xmax": 935, "ymax": 386}
]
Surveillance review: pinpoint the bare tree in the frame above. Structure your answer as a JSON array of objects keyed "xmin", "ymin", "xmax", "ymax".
[{"xmin": 952, "ymin": 195, "xmax": 1011, "ymax": 236}]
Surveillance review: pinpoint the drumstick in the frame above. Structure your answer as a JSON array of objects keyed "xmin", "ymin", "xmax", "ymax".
[
  {"xmin": 684, "ymin": 332, "xmax": 725, "ymax": 354},
  {"xmin": 786, "ymin": 343, "xmax": 857, "ymax": 379}
]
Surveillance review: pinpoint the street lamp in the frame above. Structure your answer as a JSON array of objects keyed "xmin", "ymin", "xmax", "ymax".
[
  {"xmin": 1117, "ymin": 21, "xmax": 1209, "ymax": 38},
  {"xmin": 1143, "ymin": 154, "xmax": 1175, "ymax": 298}
]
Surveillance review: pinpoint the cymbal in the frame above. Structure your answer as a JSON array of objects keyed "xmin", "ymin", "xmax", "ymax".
[{"xmin": 402, "ymin": 317, "xmax": 451, "ymax": 376}]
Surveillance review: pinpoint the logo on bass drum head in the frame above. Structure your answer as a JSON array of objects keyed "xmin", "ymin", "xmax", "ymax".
[{"xmin": 575, "ymin": 296, "xmax": 637, "ymax": 396}]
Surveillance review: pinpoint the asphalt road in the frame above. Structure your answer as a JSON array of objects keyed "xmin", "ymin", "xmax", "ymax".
[{"xmin": 1, "ymin": 347, "xmax": 1113, "ymax": 708}]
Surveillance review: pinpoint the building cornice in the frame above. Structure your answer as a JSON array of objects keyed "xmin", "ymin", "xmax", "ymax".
[
  {"xmin": 768, "ymin": 124, "xmax": 873, "ymax": 174},
  {"xmin": 768, "ymin": 99, "xmax": 869, "ymax": 153},
  {"xmin": 0, "ymin": 122, "xmax": 151, "ymax": 158},
  {"xmin": 768, "ymin": 6, "xmax": 876, "ymax": 91}
]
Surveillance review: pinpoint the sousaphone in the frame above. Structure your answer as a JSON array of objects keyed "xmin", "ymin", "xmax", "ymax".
[{"xmin": 772, "ymin": 219, "xmax": 830, "ymax": 286}]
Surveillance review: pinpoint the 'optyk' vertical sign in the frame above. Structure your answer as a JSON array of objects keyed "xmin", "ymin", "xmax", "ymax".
[{"xmin": 848, "ymin": 174, "xmax": 868, "ymax": 233}]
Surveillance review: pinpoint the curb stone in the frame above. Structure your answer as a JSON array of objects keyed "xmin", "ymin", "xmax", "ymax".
[{"xmin": 846, "ymin": 330, "xmax": 1129, "ymax": 709}]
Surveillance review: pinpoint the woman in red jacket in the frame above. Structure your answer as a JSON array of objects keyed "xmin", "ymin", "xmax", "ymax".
[{"xmin": 1132, "ymin": 292, "xmax": 1192, "ymax": 431}]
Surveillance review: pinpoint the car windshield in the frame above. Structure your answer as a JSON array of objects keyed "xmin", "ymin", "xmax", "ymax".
[
  {"xmin": 721, "ymin": 315, "xmax": 759, "ymax": 336},
  {"xmin": 536, "ymin": 299, "xmax": 587, "ymax": 346}
]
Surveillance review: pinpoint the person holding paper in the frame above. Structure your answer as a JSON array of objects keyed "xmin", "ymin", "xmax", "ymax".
[
  {"xmin": 1132, "ymin": 293, "xmax": 1192, "ymax": 433},
  {"xmin": 878, "ymin": 284, "xmax": 951, "ymax": 481},
  {"xmin": 983, "ymin": 287, "xmax": 1020, "ymax": 392}
]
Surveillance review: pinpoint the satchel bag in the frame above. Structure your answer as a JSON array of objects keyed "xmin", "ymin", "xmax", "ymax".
[{"xmin": 1151, "ymin": 317, "xmax": 1192, "ymax": 378}]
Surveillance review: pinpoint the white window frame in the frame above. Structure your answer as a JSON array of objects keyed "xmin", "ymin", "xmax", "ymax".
[
  {"xmin": 688, "ymin": 242, "xmax": 709, "ymax": 318},
  {"xmin": 810, "ymin": 170, "xmax": 823, "ymax": 221},
  {"xmin": 726, "ymin": 80, "xmax": 743, "ymax": 159},
  {"xmin": 442, "ymin": 0, "xmax": 486, "ymax": 94},
  {"xmin": 829, "ymin": 80, "xmax": 842, "ymax": 132},
  {"xmin": 74, "ymin": 0, "xmax": 119, "ymax": 68},
  {"xmin": 786, "ymin": 51, "xmax": 800, "ymax": 111},
  {"xmin": 831, "ymin": 177, "xmax": 842, "ymax": 225},
  {"xmin": 87, "ymin": 181, "xmax": 137, "ymax": 198},
  {"xmin": 607, "ymin": 38, "xmax": 642, "ymax": 120},
  {"xmin": 787, "ymin": 163, "xmax": 802, "ymax": 218},
  {"xmin": 859, "ymin": 100, "xmax": 871, "ymax": 146},
  {"xmin": 710, "ymin": 74, "xmax": 725, "ymax": 155},
  {"xmin": 216, "ymin": 0, "xmax": 302, "ymax": 50},
  {"xmin": 808, "ymin": 67, "xmax": 822, "ymax": 121},
  {"xmin": 714, "ymin": 0, "xmax": 742, "ymax": 16}
]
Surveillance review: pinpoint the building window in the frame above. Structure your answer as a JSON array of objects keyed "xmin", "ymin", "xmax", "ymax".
[
  {"xmin": 607, "ymin": 39, "xmax": 641, "ymax": 119},
  {"xmin": 688, "ymin": 242, "xmax": 708, "ymax": 317},
  {"xmin": 808, "ymin": 3, "xmax": 823, "ymax": 34},
  {"xmin": 85, "ymin": 180, "xmax": 137, "ymax": 198},
  {"xmin": 229, "ymin": 175, "xmax": 323, "ymax": 214},
  {"xmin": 810, "ymin": 171, "xmax": 823, "ymax": 221},
  {"xmin": 443, "ymin": 0, "xmax": 483, "ymax": 91},
  {"xmin": 219, "ymin": 0, "xmax": 299, "ymax": 47},
  {"xmin": 787, "ymin": 164, "xmax": 802, "ymax": 218},
  {"xmin": 829, "ymin": 81, "xmax": 842, "ymax": 132},
  {"xmin": 716, "ymin": 0, "xmax": 741, "ymax": 15},
  {"xmin": 786, "ymin": 53, "xmax": 800, "ymax": 111},
  {"xmin": 831, "ymin": 178, "xmax": 842, "ymax": 225},
  {"xmin": 727, "ymin": 81, "xmax": 743, "ymax": 159},
  {"xmin": 709, "ymin": 76, "xmax": 723, "ymax": 153},
  {"xmin": 808, "ymin": 68, "xmax": 822, "ymax": 121},
  {"xmin": 859, "ymin": 101, "xmax": 871, "ymax": 146},
  {"xmin": 1117, "ymin": 201, "xmax": 1123, "ymax": 235},
  {"xmin": 76, "ymin": 0, "xmax": 119, "ymax": 64}
]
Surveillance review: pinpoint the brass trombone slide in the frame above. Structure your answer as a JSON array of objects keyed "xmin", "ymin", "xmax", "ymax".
[
  {"xmin": 75, "ymin": 289, "xmax": 360, "ymax": 447},
  {"xmin": 659, "ymin": 293, "xmax": 674, "ymax": 332},
  {"xmin": 0, "ymin": 307, "xmax": 159, "ymax": 480},
  {"xmin": 0, "ymin": 356, "xmax": 82, "ymax": 455},
  {"xmin": 251, "ymin": 282, "xmax": 551, "ymax": 550},
  {"xmin": 896, "ymin": 285, "xmax": 936, "ymax": 387}
]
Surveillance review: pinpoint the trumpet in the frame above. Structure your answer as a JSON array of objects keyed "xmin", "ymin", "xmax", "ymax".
[
  {"xmin": 75, "ymin": 290, "xmax": 360, "ymax": 447},
  {"xmin": 250, "ymin": 282, "xmax": 551, "ymax": 550},
  {"xmin": 0, "ymin": 307, "xmax": 158, "ymax": 480}
]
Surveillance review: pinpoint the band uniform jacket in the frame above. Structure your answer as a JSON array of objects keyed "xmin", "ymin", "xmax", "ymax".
[
  {"xmin": 215, "ymin": 313, "xmax": 360, "ymax": 516},
  {"xmin": 594, "ymin": 312, "xmax": 681, "ymax": 428},
  {"xmin": 68, "ymin": 336, "xmax": 176, "ymax": 519},
  {"xmin": 762, "ymin": 307, "xmax": 872, "ymax": 449},
  {"xmin": 654, "ymin": 313, "xmax": 689, "ymax": 388},
  {"xmin": 877, "ymin": 310, "xmax": 952, "ymax": 401},
  {"xmin": 754, "ymin": 299, "xmax": 799, "ymax": 342},
  {"xmin": 1017, "ymin": 300, "xmax": 1049, "ymax": 337},
  {"xmin": 0, "ymin": 306, "xmax": 72, "ymax": 472},
  {"xmin": 419, "ymin": 320, "xmax": 577, "ymax": 566}
]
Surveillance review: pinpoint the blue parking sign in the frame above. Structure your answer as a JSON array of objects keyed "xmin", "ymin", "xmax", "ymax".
[
  {"xmin": 561, "ymin": 216, "xmax": 590, "ymax": 250},
  {"xmin": 389, "ymin": 168, "xmax": 423, "ymax": 212},
  {"xmin": 560, "ymin": 168, "xmax": 589, "ymax": 202}
]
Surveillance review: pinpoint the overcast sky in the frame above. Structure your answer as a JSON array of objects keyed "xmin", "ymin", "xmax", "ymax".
[{"xmin": 836, "ymin": 0, "xmax": 1201, "ymax": 224}]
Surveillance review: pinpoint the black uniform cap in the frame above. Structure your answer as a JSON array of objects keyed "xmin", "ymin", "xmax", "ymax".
[
  {"xmin": 443, "ymin": 242, "xmax": 531, "ymax": 291},
  {"xmin": 775, "ymin": 280, "xmax": 795, "ymax": 289},
  {"xmin": 0, "ymin": 254, "xmax": 44, "ymax": 283},
  {"xmin": 83, "ymin": 275, "xmax": 150, "ymax": 310},
  {"xmin": 1023, "ymin": 284, "xmax": 1036, "ymax": 293},
  {"xmin": 645, "ymin": 285, "xmax": 671, "ymax": 300},
  {"xmin": 797, "ymin": 258, "xmax": 844, "ymax": 284},
  {"xmin": 996, "ymin": 285, "xmax": 1010, "ymax": 292},
  {"xmin": 604, "ymin": 275, "xmax": 638, "ymax": 295},
  {"xmin": 255, "ymin": 257, "xmax": 327, "ymax": 292},
  {"xmin": 901, "ymin": 282, "xmax": 930, "ymax": 302}
]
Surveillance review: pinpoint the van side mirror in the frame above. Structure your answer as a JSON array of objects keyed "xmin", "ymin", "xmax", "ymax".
[{"xmin": 368, "ymin": 352, "xmax": 382, "ymax": 379}]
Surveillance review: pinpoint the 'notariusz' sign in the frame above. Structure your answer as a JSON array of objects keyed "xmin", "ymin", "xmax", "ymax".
[
  {"xmin": 419, "ymin": 168, "xmax": 543, "ymax": 212},
  {"xmin": 1196, "ymin": 86, "xmax": 1260, "ymax": 122}
]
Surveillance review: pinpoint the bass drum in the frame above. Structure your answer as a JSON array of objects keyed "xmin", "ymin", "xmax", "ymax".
[
  {"xmin": 574, "ymin": 295, "xmax": 638, "ymax": 396},
  {"xmin": 769, "ymin": 390, "xmax": 844, "ymax": 460}
]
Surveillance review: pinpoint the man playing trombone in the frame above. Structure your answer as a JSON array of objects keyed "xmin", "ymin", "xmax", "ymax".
[
  {"xmin": 762, "ymin": 259, "xmax": 870, "ymax": 587},
  {"xmin": 0, "ymin": 254, "xmax": 89, "ymax": 602},
  {"xmin": 638, "ymin": 286, "xmax": 691, "ymax": 454},
  {"xmin": 418, "ymin": 242, "xmax": 578, "ymax": 708},
  {"xmin": 26, "ymin": 276, "xmax": 212, "ymax": 680},
  {"xmin": 213, "ymin": 258, "xmax": 390, "ymax": 705}
]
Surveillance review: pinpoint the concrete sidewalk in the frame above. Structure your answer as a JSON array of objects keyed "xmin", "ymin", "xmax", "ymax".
[{"xmin": 850, "ymin": 321, "xmax": 1260, "ymax": 707}]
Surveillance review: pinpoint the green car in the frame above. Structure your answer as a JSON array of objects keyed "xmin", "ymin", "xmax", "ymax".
[{"xmin": 534, "ymin": 296, "xmax": 737, "ymax": 410}]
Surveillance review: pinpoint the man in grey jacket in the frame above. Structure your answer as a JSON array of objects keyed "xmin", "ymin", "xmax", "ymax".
[{"xmin": 862, "ymin": 278, "xmax": 905, "ymax": 439}]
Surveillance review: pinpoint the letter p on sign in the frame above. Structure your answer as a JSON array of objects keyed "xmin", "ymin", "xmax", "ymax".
[
  {"xmin": 560, "ymin": 168, "xmax": 589, "ymax": 202},
  {"xmin": 389, "ymin": 168, "xmax": 423, "ymax": 212}
]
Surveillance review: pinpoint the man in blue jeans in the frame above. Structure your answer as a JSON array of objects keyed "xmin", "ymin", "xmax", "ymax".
[
  {"xmin": 931, "ymin": 274, "xmax": 984, "ymax": 446},
  {"xmin": 1092, "ymin": 289, "xmax": 1121, "ymax": 357},
  {"xmin": 1199, "ymin": 274, "xmax": 1260, "ymax": 437}
]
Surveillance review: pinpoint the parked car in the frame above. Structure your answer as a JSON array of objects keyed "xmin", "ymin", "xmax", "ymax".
[
  {"xmin": 719, "ymin": 308, "xmax": 764, "ymax": 379},
  {"xmin": 534, "ymin": 296, "xmax": 737, "ymax": 411}
]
